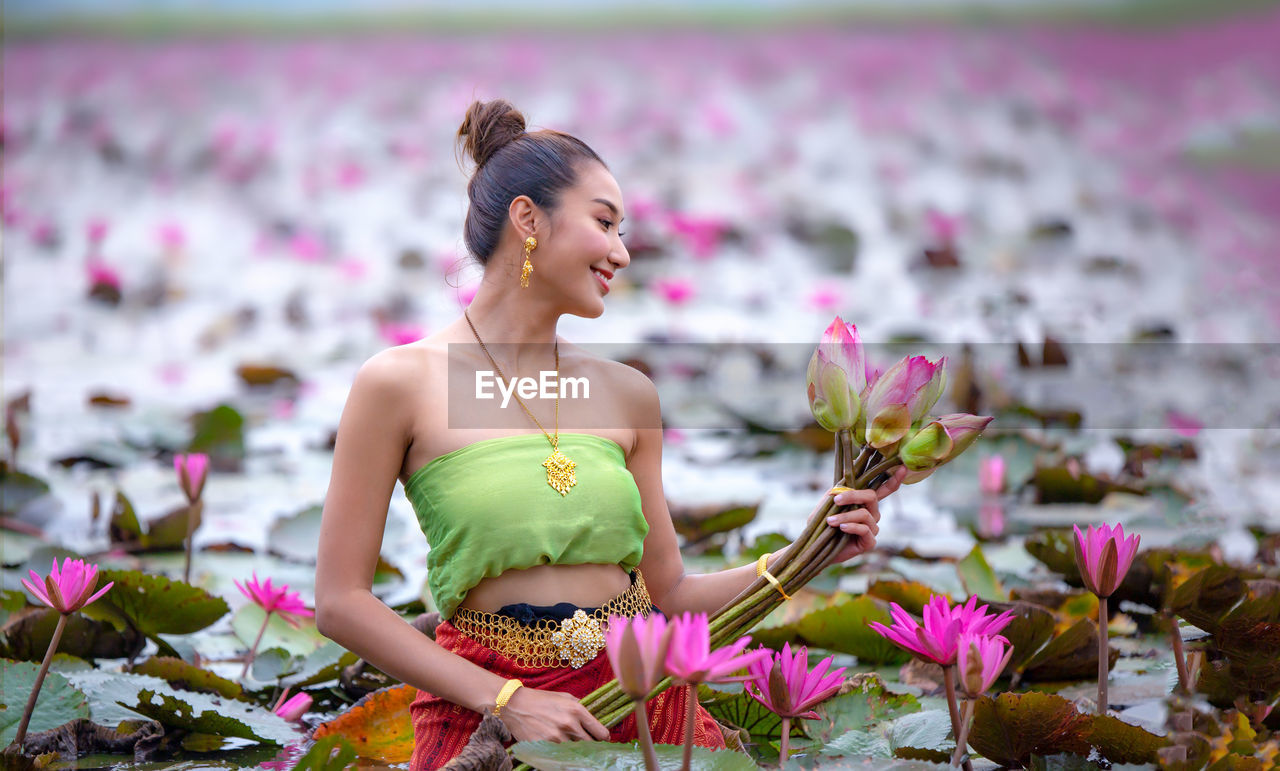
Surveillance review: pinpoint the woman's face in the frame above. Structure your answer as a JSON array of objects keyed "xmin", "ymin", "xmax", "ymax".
[{"xmin": 536, "ymin": 162, "xmax": 630, "ymax": 317}]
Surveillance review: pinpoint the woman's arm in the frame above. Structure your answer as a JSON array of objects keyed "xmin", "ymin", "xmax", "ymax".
[
  {"xmin": 315, "ymin": 351, "xmax": 608, "ymax": 742},
  {"xmin": 624, "ymin": 369, "xmax": 903, "ymax": 618}
]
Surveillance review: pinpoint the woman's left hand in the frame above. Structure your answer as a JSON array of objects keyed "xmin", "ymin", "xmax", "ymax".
[{"xmin": 819, "ymin": 466, "xmax": 907, "ymax": 568}]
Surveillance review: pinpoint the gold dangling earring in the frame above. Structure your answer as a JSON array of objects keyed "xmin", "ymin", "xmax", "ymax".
[{"xmin": 520, "ymin": 235, "xmax": 537, "ymax": 289}]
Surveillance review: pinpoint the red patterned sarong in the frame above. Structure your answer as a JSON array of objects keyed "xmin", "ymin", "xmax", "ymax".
[{"xmin": 410, "ymin": 619, "xmax": 727, "ymax": 769}]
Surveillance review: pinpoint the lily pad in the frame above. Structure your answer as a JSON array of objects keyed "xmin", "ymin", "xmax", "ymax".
[
  {"xmin": 511, "ymin": 739, "xmax": 760, "ymax": 769},
  {"xmin": 1021, "ymin": 617, "xmax": 1118, "ymax": 682},
  {"xmin": 232, "ymin": 603, "xmax": 326, "ymax": 659},
  {"xmin": 0, "ymin": 658, "xmax": 90, "ymax": 744},
  {"xmin": 0, "ymin": 466, "xmax": 51, "ymax": 519},
  {"xmin": 966, "ymin": 692, "xmax": 1093, "ymax": 767},
  {"xmin": 0, "ymin": 606, "xmax": 145, "ymax": 662},
  {"xmin": 867, "ymin": 581, "xmax": 944, "ymax": 616},
  {"xmin": 986, "ymin": 601, "xmax": 1056, "ymax": 673},
  {"xmin": 1083, "ymin": 713, "xmax": 1169, "ymax": 765},
  {"xmin": 188, "ymin": 403, "xmax": 246, "ymax": 471},
  {"xmin": 107, "ymin": 491, "xmax": 196, "ymax": 552},
  {"xmin": 79, "ymin": 569, "xmax": 229, "ymax": 644},
  {"xmin": 957, "ymin": 544, "xmax": 1007, "ymax": 601},
  {"xmin": 131, "ymin": 656, "xmax": 242, "ymax": 699},
  {"xmin": 670, "ymin": 502, "xmax": 759, "ymax": 542},
  {"xmin": 699, "ymin": 685, "xmax": 793, "ymax": 748},
  {"xmin": 311, "ymin": 682, "xmax": 416, "ymax": 762},
  {"xmin": 886, "ymin": 710, "xmax": 954, "ymax": 762},
  {"xmin": 749, "ymin": 594, "xmax": 910, "ymax": 665}
]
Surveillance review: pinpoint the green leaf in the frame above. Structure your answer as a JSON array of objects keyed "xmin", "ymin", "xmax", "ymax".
[
  {"xmin": 131, "ymin": 656, "xmax": 242, "ymax": 699},
  {"xmin": 511, "ymin": 739, "xmax": 761, "ymax": 769},
  {"xmin": 867, "ymin": 581, "xmax": 945, "ymax": 616},
  {"xmin": 188, "ymin": 403, "xmax": 246, "ymax": 469},
  {"xmin": 822, "ymin": 729, "xmax": 891, "ymax": 758},
  {"xmin": 700, "ymin": 686, "xmax": 789, "ymax": 748},
  {"xmin": 804, "ymin": 675, "xmax": 922, "ymax": 747},
  {"xmin": 279, "ymin": 641, "xmax": 356, "ymax": 689},
  {"xmin": 0, "ymin": 466, "xmax": 51, "ymax": 518},
  {"xmin": 986, "ymin": 601, "xmax": 1057, "ymax": 673},
  {"xmin": 65, "ymin": 669, "xmax": 300, "ymax": 745},
  {"xmin": 107, "ymin": 490, "xmax": 144, "ymax": 547},
  {"xmin": 1083, "ymin": 714, "xmax": 1169, "ymax": 765},
  {"xmin": 741, "ymin": 532, "xmax": 791, "ymax": 564},
  {"xmin": 0, "ymin": 606, "xmax": 145, "ymax": 662},
  {"xmin": 79, "ymin": 569, "xmax": 228, "ymax": 639},
  {"xmin": 957, "ymin": 545, "xmax": 1007, "ymax": 601},
  {"xmin": 267, "ymin": 504, "xmax": 324, "ymax": 563},
  {"xmin": 0, "ymin": 658, "xmax": 90, "ymax": 744},
  {"xmin": 966, "ymin": 692, "xmax": 1093, "ymax": 768},
  {"xmin": 887, "ymin": 710, "xmax": 954, "ymax": 762},
  {"xmin": 750, "ymin": 594, "xmax": 911, "ymax": 665},
  {"xmin": 233, "ymin": 603, "xmax": 326, "ymax": 659},
  {"xmin": 1024, "ymin": 530, "xmax": 1082, "ymax": 585},
  {"xmin": 1170, "ymin": 565, "xmax": 1249, "ymax": 635},
  {"xmin": 292, "ymin": 734, "xmax": 359, "ymax": 770},
  {"xmin": 1021, "ymin": 617, "xmax": 1116, "ymax": 682}
]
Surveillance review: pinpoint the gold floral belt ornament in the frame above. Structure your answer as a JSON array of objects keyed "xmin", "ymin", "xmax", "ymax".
[{"xmin": 450, "ymin": 570, "xmax": 654, "ymax": 669}]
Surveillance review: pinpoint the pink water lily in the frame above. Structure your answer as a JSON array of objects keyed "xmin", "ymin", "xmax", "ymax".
[
  {"xmin": 956, "ymin": 632, "xmax": 1013, "ymax": 697},
  {"xmin": 806, "ymin": 316, "xmax": 867, "ymax": 432},
  {"xmin": 86, "ymin": 259, "xmax": 121, "ymax": 291},
  {"xmin": 979, "ymin": 455, "xmax": 1006, "ymax": 494},
  {"xmin": 1072, "ymin": 523, "xmax": 1140, "ymax": 599},
  {"xmin": 22, "ymin": 557, "xmax": 114, "ymax": 616},
  {"xmin": 665, "ymin": 612, "xmax": 772, "ymax": 685},
  {"xmin": 235, "ymin": 573, "xmax": 314, "ymax": 629},
  {"xmin": 653, "ymin": 277, "xmax": 696, "ymax": 306},
  {"xmin": 868, "ymin": 594, "xmax": 1013, "ymax": 666},
  {"xmin": 174, "ymin": 452, "xmax": 209, "ymax": 504},
  {"xmin": 605, "ymin": 612, "xmax": 671, "ymax": 701},
  {"xmin": 745, "ymin": 642, "xmax": 846, "ymax": 764},
  {"xmin": 859, "ymin": 355, "xmax": 946, "ymax": 449},
  {"xmin": 744, "ymin": 642, "xmax": 845, "ymax": 721}
]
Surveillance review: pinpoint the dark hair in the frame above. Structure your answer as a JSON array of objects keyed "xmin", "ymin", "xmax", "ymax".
[{"xmin": 456, "ymin": 99, "xmax": 605, "ymax": 264}]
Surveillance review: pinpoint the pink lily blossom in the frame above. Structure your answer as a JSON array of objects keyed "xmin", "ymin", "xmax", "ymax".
[
  {"xmin": 234, "ymin": 573, "xmax": 314, "ymax": 629},
  {"xmin": 666, "ymin": 212, "xmax": 725, "ymax": 260},
  {"xmin": 605, "ymin": 612, "xmax": 671, "ymax": 701},
  {"xmin": 664, "ymin": 612, "xmax": 772, "ymax": 685},
  {"xmin": 860, "ymin": 355, "xmax": 946, "ymax": 449},
  {"xmin": 925, "ymin": 208, "xmax": 962, "ymax": 246},
  {"xmin": 1072, "ymin": 523, "xmax": 1141, "ymax": 599},
  {"xmin": 652, "ymin": 277, "xmax": 696, "ymax": 306},
  {"xmin": 22, "ymin": 558, "xmax": 114, "ymax": 615},
  {"xmin": 86, "ymin": 259, "xmax": 121, "ymax": 291},
  {"xmin": 174, "ymin": 452, "xmax": 210, "ymax": 504},
  {"xmin": 956, "ymin": 632, "xmax": 1013, "ymax": 697},
  {"xmin": 272, "ymin": 688, "xmax": 313, "ymax": 722},
  {"xmin": 868, "ymin": 595, "xmax": 1014, "ymax": 666},
  {"xmin": 979, "ymin": 455, "xmax": 1006, "ymax": 494},
  {"xmin": 744, "ymin": 642, "xmax": 845, "ymax": 720}
]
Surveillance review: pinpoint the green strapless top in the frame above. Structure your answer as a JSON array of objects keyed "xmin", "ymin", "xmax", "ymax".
[{"xmin": 404, "ymin": 433, "xmax": 649, "ymax": 619}]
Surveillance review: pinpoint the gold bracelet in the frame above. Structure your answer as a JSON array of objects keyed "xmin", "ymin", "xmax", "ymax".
[
  {"xmin": 755, "ymin": 552, "xmax": 791, "ymax": 601},
  {"xmin": 493, "ymin": 678, "xmax": 523, "ymax": 718}
]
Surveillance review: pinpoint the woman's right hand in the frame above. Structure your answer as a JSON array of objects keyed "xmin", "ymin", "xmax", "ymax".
[{"xmin": 499, "ymin": 686, "xmax": 612, "ymax": 743}]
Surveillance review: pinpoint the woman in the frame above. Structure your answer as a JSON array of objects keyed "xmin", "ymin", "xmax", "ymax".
[{"xmin": 314, "ymin": 98, "xmax": 905, "ymax": 769}]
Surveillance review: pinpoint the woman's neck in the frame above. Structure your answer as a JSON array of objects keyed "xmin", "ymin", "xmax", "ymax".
[{"xmin": 463, "ymin": 283, "xmax": 562, "ymax": 376}]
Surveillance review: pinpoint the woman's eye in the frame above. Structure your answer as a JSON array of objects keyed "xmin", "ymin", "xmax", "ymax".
[{"xmin": 599, "ymin": 219, "xmax": 614, "ymax": 230}]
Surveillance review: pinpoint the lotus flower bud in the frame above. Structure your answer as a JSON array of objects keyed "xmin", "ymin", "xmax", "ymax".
[{"xmin": 806, "ymin": 317, "xmax": 867, "ymax": 432}]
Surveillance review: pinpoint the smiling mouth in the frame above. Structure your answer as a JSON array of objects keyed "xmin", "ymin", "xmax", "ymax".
[{"xmin": 592, "ymin": 267, "xmax": 611, "ymax": 293}]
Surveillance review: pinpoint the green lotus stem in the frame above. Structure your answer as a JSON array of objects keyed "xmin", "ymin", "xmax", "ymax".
[
  {"xmin": 1167, "ymin": 611, "xmax": 1190, "ymax": 693},
  {"xmin": 1098, "ymin": 595, "xmax": 1109, "ymax": 714},
  {"xmin": 183, "ymin": 500, "xmax": 202, "ymax": 584},
  {"xmin": 854, "ymin": 445, "xmax": 876, "ymax": 478},
  {"xmin": 780, "ymin": 715, "xmax": 792, "ymax": 764},
  {"xmin": 14, "ymin": 613, "xmax": 68, "ymax": 751},
  {"xmin": 240, "ymin": 612, "xmax": 270, "ymax": 680},
  {"xmin": 951, "ymin": 698, "xmax": 976, "ymax": 768},
  {"xmin": 834, "ymin": 434, "xmax": 845, "ymax": 486},
  {"xmin": 681, "ymin": 686, "xmax": 697, "ymax": 771},
  {"xmin": 942, "ymin": 666, "xmax": 973, "ymax": 771},
  {"xmin": 634, "ymin": 699, "xmax": 660, "ymax": 771}
]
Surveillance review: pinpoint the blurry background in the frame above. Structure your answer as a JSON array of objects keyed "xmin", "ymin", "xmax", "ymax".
[{"xmin": 4, "ymin": 0, "xmax": 1279, "ymax": 604}]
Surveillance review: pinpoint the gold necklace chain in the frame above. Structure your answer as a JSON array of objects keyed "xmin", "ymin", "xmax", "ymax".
[{"xmin": 464, "ymin": 309, "xmax": 577, "ymax": 495}]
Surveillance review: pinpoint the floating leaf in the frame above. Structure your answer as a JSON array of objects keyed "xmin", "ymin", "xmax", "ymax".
[
  {"xmin": 887, "ymin": 710, "xmax": 954, "ymax": 762},
  {"xmin": 131, "ymin": 656, "xmax": 242, "ymax": 699},
  {"xmin": 511, "ymin": 739, "xmax": 760, "ymax": 770},
  {"xmin": 749, "ymin": 594, "xmax": 910, "ymax": 665},
  {"xmin": 1171, "ymin": 565, "xmax": 1250, "ymax": 635},
  {"xmin": 1, "ymin": 466, "xmax": 51, "ymax": 518},
  {"xmin": 867, "ymin": 581, "xmax": 944, "ymax": 616},
  {"xmin": 967, "ymin": 692, "xmax": 1093, "ymax": 768},
  {"xmin": 312, "ymin": 683, "xmax": 416, "ymax": 762},
  {"xmin": 1021, "ymin": 617, "xmax": 1118, "ymax": 682},
  {"xmin": 1, "ymin": 606, "xmax": 145, "ymax": 662},
  {"xmin": 1083, "ymin": 714, "xmax": 1169, "ymax": 765},
  {"xmin": 822, "ymin": 729, "xmax": 891, "ymax": 758},
  {"xmin": 805, "ymin": 675, "xmax": 922, "ymax": 747},
  {"xmin": 233, "ymin": 603, "xmax": 326, "ymax": 659},
  {"xmin": 0, "ymin": 659, "xmax": 90, "ymax": 744},
  {"xmin": 80, "ymin": 569, "xmax": 228, "ymax": 642},
  {"xmin": 280, "ymin": 641, "xmax": 356, "ymax": 689},
  {"xmin": 986, "ymin": 601, "xmax": 1056, "ymax": 673},
  {"xmin": 957, "ymin": 544, "xmax": 1007, "ymax": 601},
  {"xmin": 700, "ymin": 684, "xmax": 791, "ymax": 748},
  {"xmin": 189, "ymin": 403, "xmax": 246, "ymax": 471},
  {"xmin": 292, "ymin": 734, "xmax": 359, "ymax": 770},
  {"xmin": 670, "ymin": 502, "xmax": 759, "ymax": 542}
]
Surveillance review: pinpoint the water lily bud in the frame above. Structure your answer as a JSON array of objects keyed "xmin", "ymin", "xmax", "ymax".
[{"xmin": 899, "ymin": 422, "xmax": 954, "ymax": 471}]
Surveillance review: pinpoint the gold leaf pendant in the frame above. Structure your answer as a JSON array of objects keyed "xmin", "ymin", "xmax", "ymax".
[{"xmin": 543, "ymin": 449, "xmax": 577, "ymax": 496}]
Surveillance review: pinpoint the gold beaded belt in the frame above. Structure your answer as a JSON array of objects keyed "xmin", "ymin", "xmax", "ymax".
[{"xmin": 450, "ymin": 570, "xmax": 654, "ymax": 669}]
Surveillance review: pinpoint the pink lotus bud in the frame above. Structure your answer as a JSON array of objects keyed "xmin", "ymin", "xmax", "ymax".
[
  {"xmin": 805, "ymin": 317, "xmax": 867, "ymax": 432},
  {"xmin": 173, "ymin": 452, "xmax": 210, "ymax": 503},
  {"xmin": 860, "ymin": 356, "xmax": 945, "ymax": 449},
  {"xmin": 956, "ymin": 632, "xmax": 1013, "ymax": 697},
  {"xmin": 653, "ymin": 277, "xmax": 696, "ymax": 306},
  {"xmin": 979, "ymin": 455, "xmax": 1005, "ymax": 494},
  {"xmin": 273, "ymin": 690, "xmax": 312, "ymax": 722},
  {"xmin": 925, "ymin": 208, "xmax": 962, "ymax": 246},
  {"xmin": 605, "ymin": 613, "xmax": 671, "ymax": 701},
  {"xmin": 1072, "ymin": 523, "xmax": 1140, "ymax": 598}
]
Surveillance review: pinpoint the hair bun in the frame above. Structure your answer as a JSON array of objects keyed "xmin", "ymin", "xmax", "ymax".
[{"xmin": 457, "ymin": 99, "xmax": 527, "ymax": 168}]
